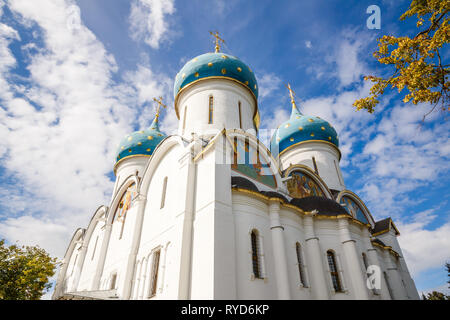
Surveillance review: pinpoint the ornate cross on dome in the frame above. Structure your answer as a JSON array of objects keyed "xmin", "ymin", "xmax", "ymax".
[
  {"xmin": 209, "ymin": 31, "xmax": 225, "ymax": 53},
  {"xmin": 286, "ymin": 83, "xmax": 300, "ymax": 113},
  {"xmin": 153, "ymin": 96, "xmax": 167, "ymax": 120}
]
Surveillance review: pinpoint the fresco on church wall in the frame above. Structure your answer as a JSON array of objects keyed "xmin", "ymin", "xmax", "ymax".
[
  {"xmin": 340, "ymin": 196, "xmax": 369, "ymax": 224},
  {"xmin": 115, "ymin": 183, "xmax": 137, "ymax": 222},
  {"xmin": 286, "ymin": 171, "xmax": 325, "ymax": 199},
  {"xmin": 231, "ymin": 138, "xmax": 277, "ymax": 189}
]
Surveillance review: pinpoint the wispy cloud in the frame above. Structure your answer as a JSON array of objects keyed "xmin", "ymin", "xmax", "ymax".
[
  {"xmin": 397, "ymin": 208, "xmax": 450, "ymax": 277},
  {"xmin": 129, "ymin": 0, "xmax": 175, "ymax": 49},
  {"xmin": 257, "ymin": 72, "xmax": 282, "ymax": 101}
]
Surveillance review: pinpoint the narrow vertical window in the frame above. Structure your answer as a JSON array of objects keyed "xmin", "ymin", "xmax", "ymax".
[
  {"xmin": 251, "ymin": 230, "xmax": 262, "ymax": 279},
  {"xmin": 244, "ymin": 138, "xmax": 250, "ymax": 165},
  {"xmin": 208, "ymin": 96, "xmax": 214, "ymax": 124},
  {"xmin": 362, "ymin": 252, "xmax": 369, "ymax": 270},
  {"xmin": 91, "ymin": 236, "xmax": 99, "ymax": 260},
  {"xmin": 238, "ymin": 101, "xmax": 242, "ymax": 129},
  {"xmin": 312, "ymin": 156, "xmax": 319, "ymax": 175},
  {"xmin": 296, "ymin": 242, "xmax": 307, "ymax": 287},
  {"xmin": 149, "ymin": 249, "xmax": 161, "ymax": 297},
  {"xmin": 183, "ymin": 106, "xmax": 187, "ymax": 133},
  {"xmin": 232, "ymin": 137, "xmax": 238, "ymax": 169},
  {"xmin": 160, "ymin": 177, "xmax": 168, "ymax": 209},
  {"xmin": 327, "ymin": 250, "xmax": 342, "ymax": 292},
  {"xmin": 110, "ymin": 273, "xmax": 117, "ymax": 290}
]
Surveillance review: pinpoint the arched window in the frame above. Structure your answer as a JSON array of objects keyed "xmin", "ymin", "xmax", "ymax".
[
  {"xmin": 149, "ymin": 249, "xmax": 161, "ymax": 298},
  {"xmin": 287, "ymin": 171, "xmax": 325, "ymax": 199},
  {"xmin": 251, "ymin": 230, "xmax": 262, "ymax": 279},
  {"xmin": 160, "ymin": 177, "xmax": 168, "ymax": 209},
  {"xmin": 295, "ymin": 242, "xmax": 307, "ymax": 287},
  {"xmin": 327, "ymin": 250, "xmax": 343, "ymax": 292},
  {"xmin": 238, "ymin": 101, "xmax": 242, "ymax": 129},
  {"xmin": 208, "ymin": 96, "xmax": 214, "ymax": 124},
  {"xmin": 340, "ymin": 196, "xmax": 369, "ymax": 224},
  {"xmin": 110, "ymin": 273, "xmax": 117, "ymax": 290},
  {"xmin": 183, "ymin": 106, "xmax": 187, "ymax": 133}
]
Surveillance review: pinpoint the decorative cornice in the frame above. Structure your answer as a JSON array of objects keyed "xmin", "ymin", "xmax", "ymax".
[
  {"xmin": 113, "ymin": 154, "xmax": 150, "ymax": 175},
  {"xmin": 174, "ymin": 76, "xmax": 259, "ymax": 121},
  {"xmin": 278, "ymin": 140, "xmax": 342, "ymax": 160}
]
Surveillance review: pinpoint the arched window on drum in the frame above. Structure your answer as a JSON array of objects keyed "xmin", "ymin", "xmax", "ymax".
[
  {"xmin": 286, "ymin": 171, "xmax": 325, "ymax": 199},
  {"xmin": 340, "ymin": 196, "xmax": 369, "ymax": 224}
]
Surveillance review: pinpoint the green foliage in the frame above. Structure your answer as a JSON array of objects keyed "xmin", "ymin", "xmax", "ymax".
[
  {"xmin": 0, "ymin": 239, "xmax": 58, "ymax": 300},
  {"xmin": 422, "ymin": 291, "xmax": 450, "ymax": 300},
  {"xmin": 354, "ymin": 0, "xmax": 449, "ymax": 117},
  {"xmin": 446, "ymin": 262, "xmax": 450, "ymax": 287}
]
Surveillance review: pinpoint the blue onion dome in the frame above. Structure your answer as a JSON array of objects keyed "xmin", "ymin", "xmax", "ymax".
[
  {"xmin": 115, "ymin": 115, "xmax": 166, "ymax": 165},
  {"xmin": 173, "ymin": 52, "xmax": 258, "ymax": 103},
  {"xmin": 270, "ymin": 100, "xmax": 339, "ymax": 158}
]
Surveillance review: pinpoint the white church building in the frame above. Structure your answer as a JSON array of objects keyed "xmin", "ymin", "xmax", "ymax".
[{"xmin": 52, "ymin": 42, "xmax": 420, "ymax": 300}]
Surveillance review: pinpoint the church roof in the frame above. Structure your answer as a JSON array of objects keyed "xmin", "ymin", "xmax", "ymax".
[
  {"xmin": 371, "ymin": 238, "xmax": 387, "ymax": 247},
  {"xmin": 290, "ymin": 196, "xmax": 349, "ymax": 216},
  {"xmin": 270, "ymin": 103, "xmax": 339, "ymax": 158},
  {"xmin": 115, "ymin": 116, "xmax": 166, "ymax": 165},
  {"xmin": 371, "ymin": 217, "xmax": 400, "ymax": 236},
  {"xmin": 260, "ymin": 191, "xmax": 289, "ymax": 203},
  {"xmin": 174, "ymin": 52, "xmax": 258, "ymax": 101},
  {"xmin": 231, "ymin": 176, "xmax": 259, "ymax": 192}
]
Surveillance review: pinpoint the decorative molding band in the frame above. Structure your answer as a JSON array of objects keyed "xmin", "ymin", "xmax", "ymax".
[{"xmin": 270, "ymin": 225, "xmax": 285, "ymax": 231}]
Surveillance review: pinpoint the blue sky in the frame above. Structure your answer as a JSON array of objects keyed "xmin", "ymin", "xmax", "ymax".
[{"xmin": 0, "ymin": 0, "xmax": 448, "ymax": 298}]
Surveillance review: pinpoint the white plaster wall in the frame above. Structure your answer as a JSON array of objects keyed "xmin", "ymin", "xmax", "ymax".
[
  {"xmin": 77, "ymin": 221, "xmax": 105, "ymax": 291},
  {"xmin": 177, "ymin": 79, "xmax": 257, "ymax": 138},
  {"xmin": 232, "ymin": 193, "xmax": 277, "ymax": 299},
  {"xmin": 280, "ymin": 141, "xmax": 345, "ymax": 191},
  {"xmin": 134, "ymin": 144, "xmax": 185, "ymax": 300},
  {"xmin": 63, "ymin": 242, "xmax": 82, "ymax": 293},
  {"xmin": 280, "ymin": 210, "xmax": 312, "ymax": 300},
  {"xmin": 100, "ymin": 203, "xmax": 139, "ymax": 292}
]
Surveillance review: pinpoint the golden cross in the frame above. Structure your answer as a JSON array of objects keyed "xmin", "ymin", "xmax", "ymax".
[
  {"xmin": 153, "ymin": 96, "xmax": 167, "ymax": 119},
  {"xmin": 209, "ymin": 31, "xmax": 225, "ymax": 53},
  {"xmin": 286, "ymin": 83, "xmax": 298, "ymax": 110}
]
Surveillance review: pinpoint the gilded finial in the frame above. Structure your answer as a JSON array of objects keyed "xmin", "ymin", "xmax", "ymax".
[
  {"xmin": 286, "ymin": 83, "xmax": 300, "ymax": 113},
  {"xmin": 209, "ymin": 31, "xmax": 225, "ymax": 53},
  {"xmin": 153, "ymin": 96, "xmax": 167, "ymax": 120}
]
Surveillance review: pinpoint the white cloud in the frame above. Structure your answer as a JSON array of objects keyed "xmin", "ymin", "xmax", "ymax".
[
  {"xmin": 397, "ymin": 209, "xmax": 450, "ymax": 277},
  {"xmin": 0, "ymin": 0, "xmax": 172, "ymax": 260},
  {"xmin": 129, "ymin": 0, "xmax": 175, "ymax": 49},
  {"xmin": 305, "ymin": 40, "xmax": 312, "ymax": 49},
  {"xmin": 257, "ymin": 72, "xmax": 282, "ymax": 100}
]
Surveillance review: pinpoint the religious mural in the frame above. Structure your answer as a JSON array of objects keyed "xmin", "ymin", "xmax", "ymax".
[
  {"xmin": 286, "ymin": 171, "xmax": 324, "ymax": 199},
  {"xmin": 115, "ymin": 183, "xmax": 137, "ymax": 222},
  {"xmin": 340, "ymin": 196, "xmax": 369, "ymax": 224},
  {"xmin": 231, "ymin": 138, "xmax": 277, "ymax": 189}
]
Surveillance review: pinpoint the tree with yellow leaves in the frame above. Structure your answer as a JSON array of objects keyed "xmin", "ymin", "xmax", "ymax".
[
  {"xmin": 354, "ymin": 0, "xmax": 449, "ymax": 118},
  {"xmin": 0, "ymin": 239, "xmax": 57, "ymax": 300}
]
